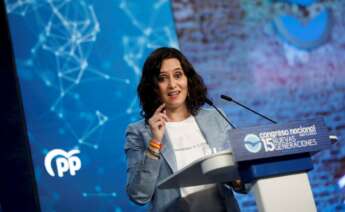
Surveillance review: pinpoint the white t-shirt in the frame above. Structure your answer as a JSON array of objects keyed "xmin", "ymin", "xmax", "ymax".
[{"xmin": 165, "ymin": 116, "xmax": 215, "ymax": 198}]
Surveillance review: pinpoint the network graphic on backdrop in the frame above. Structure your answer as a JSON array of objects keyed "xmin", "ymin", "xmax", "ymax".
[
  {"xmin": 6, "ymin": 0, "xmax": 178, "ymax": 211},
  {"xmin": 6, "ymin": 0, "xmax": 177, "ymax": 147},
  {"xmin": 6, "ymin": 0, "xmax": 111, "ymax": 150}
]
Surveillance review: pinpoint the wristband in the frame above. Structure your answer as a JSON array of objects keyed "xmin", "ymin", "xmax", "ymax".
[
  {"xmin": 150, "ymin": 138, "xmax": 163, "ymax": 150},
  {"xmin": 150, "ymin": 142, "xmax": 161, "ymax": 150}
]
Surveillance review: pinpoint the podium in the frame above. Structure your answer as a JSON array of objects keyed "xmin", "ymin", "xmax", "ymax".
[{"xmin": 158, "ymin": 118, "xmax": 333, "ymax": 212}]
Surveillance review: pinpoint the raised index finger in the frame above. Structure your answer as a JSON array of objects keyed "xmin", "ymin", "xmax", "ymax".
[{"xmin": 154, "ymin": 103, "xmax": 166, "ymax": 115}]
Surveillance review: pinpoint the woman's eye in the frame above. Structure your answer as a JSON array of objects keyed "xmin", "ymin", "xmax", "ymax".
[
  {"xmin": 158, "ymin": 75, "xmax": 166, "ymax": 81},
  {"xmin": 175, "ymin": 72, "xmax": 182, "ymax": 79}
]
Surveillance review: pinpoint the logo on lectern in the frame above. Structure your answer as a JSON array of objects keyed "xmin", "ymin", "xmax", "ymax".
[{"xmin": 244, "ymin": 134, "xmax": 262, "ymax": 153}]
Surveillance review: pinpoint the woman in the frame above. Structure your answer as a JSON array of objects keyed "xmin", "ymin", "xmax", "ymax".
[{"xmin": 124, "ymin": 47, "xmax": 241, "ymax": 212}]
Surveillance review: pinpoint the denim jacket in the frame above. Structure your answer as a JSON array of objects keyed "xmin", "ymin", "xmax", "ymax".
[{"xmin": 124, "ymin": 108, "xmax": 240, "ymax": 212}]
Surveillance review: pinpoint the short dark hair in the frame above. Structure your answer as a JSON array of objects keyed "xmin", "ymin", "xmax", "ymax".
[{"xmin": 137, "ymin": 47, "xmax": 208, "ymax": 121}]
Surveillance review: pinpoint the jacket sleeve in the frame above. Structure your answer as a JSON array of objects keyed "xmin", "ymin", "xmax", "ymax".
[{"xmin": 124, "ymin": 123, "xmax": 162, "ymax": 205}]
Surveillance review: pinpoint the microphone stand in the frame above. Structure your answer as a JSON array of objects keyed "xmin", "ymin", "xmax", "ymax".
[
  {"xmin": 205, "ymin": 98, "xmax": 237, "ymax": 129},
  {"xmin": 220, "ymin": 95, "xmax": 277, "ymax": 124}
]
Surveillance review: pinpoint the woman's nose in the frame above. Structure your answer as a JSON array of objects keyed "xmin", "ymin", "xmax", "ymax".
[{"xmin": 168, "ymin": 78, "xmax": 176, "ymax": 88}]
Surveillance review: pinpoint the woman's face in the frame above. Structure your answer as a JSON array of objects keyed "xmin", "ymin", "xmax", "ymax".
[{"xmin": 158, "ymin": 58, "xmax": 188, "ymax": 111}]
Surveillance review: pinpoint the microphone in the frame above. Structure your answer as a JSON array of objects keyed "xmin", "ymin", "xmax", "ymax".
[
  {"xmin": 205, "ymin": 98, "xmax": 236, "ymax": 129},
  {"xmin": 220, "ymin": 94, "xmax": 277, "ymax": 124},
  {"xmin": 220, "ymin": 95, "xmax": 339, "ymax": 144}
]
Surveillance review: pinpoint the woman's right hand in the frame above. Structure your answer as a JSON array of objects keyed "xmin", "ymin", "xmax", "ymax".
[{"xmin": 148, "ymin": 103, "xmax": 169, "ymax": 142}]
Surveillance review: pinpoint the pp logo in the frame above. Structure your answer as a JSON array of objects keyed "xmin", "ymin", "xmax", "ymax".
[
  {"xmin": 244, "ymin": 134, "xmax": 262, "ymax": 153},
  {"xmin": 44, "ymin": 149, "xmax": 81, "ymax": 177}
]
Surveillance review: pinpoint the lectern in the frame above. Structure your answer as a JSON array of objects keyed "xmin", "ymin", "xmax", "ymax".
[{"xmin": 158, "ymin": 118, "xmax": 333, "ymax": 212}]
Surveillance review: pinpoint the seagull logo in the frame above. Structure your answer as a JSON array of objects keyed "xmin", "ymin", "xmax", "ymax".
[
  {"xmin": 273, "ymin": 0, "xmax": 332, "ymax": 49},
  {"xmin": 244, "ymin": 134, "xmax": 262, "ymax": 153}
]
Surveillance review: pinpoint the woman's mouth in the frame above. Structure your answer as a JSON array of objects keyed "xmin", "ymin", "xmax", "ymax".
[{"xmin": 167, "ymin": 91, "xmax": 180, "ymax": 97}]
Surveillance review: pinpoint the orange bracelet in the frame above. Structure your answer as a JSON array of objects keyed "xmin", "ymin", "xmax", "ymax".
[
  {"xmin": 150, "ymin": 139, "xmax": 163, "ymax": 150},
  {"xmin": 150, "ymin": 142, "xmax": 161, "ymax": 149}
]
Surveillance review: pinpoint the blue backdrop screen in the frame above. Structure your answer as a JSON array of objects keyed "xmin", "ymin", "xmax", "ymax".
[{"xmin": 6, "ymin": 0, "xmax": 177, "ymax": 211}]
